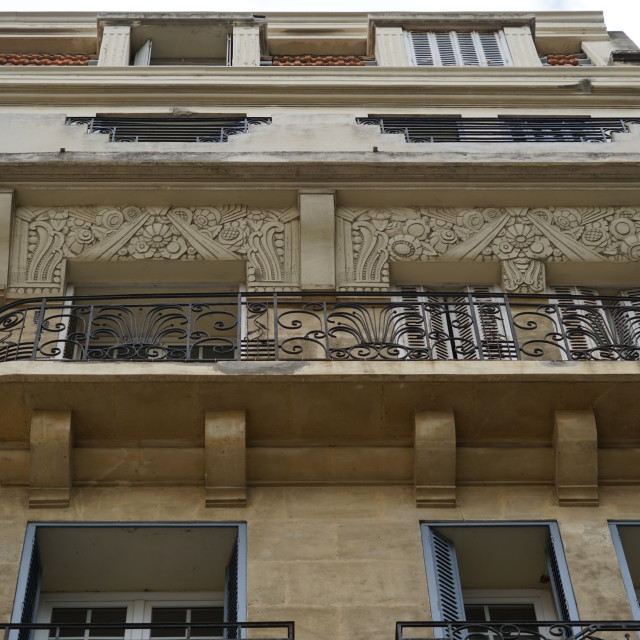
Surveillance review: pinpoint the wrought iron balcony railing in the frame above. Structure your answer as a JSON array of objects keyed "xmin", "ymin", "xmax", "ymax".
[
  {"xmin": 65, "ymin": 117, "xmax": 271, "ymax": 143},
  {"xmin": 357, "ymin": 117, "xmax": 640, "ymax": 143},
  {"xmin": 0, "ymin": 291, "xmax": 638, "ymax": 363},
  {"xmin": 396, "ymin": 620, "xmax": 640, "ymax": 640},
  {"xmin": 1, "ymin": 621, "xmax": 294, "ymax": 640}
]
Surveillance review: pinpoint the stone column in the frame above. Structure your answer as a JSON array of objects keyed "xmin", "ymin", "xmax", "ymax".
[
  {"xmin": 232, "ymin": 25, "xmax": 261, "ymax": 67},
  {"xmin": 503, "ymin": 26, "xmax": 543, "ymax": 66},
  {"xmin": 375, "ymin": 27, "xmax": 410, "ymax": 66},
  {"xmin": 299, "ymin": 190, "xmax": 336, "ymax": 290},
  {"xmin": 98, "ymin": 26, "xmax": 131, "ymax": 67},
  {"xmin": 0, "ymin": 190, "xmax": 14, "ymax": 297},
  {"xmin": 30, "ymin": 410, "xmax": 73, "ymax": 508}
]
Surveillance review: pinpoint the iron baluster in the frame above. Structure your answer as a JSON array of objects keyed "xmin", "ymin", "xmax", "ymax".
[
  {"xmin": 31, "ymin": 298, "xmax": 47, "ymax": 360},
  {"xmin": 273, "ymin": 293, "xmax": 279, "ymax": 362},
  {"xmin": 503, "ymin": 292, "xmax": 522, "ymax": 361}
]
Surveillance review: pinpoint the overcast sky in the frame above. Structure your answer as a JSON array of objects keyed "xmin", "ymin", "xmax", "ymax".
[{"xmin": 9, "ymin": 0, "xmax": 640, "ymax": 49}]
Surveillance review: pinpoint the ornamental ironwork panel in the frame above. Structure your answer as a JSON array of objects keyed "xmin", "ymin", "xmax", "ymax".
[
  {"xmin": 357, "ymin": 117, "xmax": 640, "ymax": 143},
  {"xmin": 396, "ymin": 620, "xmax": 640, "ymax": 640},
  {"xmin": 0, "ymin": 291, "xmax": 638, "ymax": 362},
  {"xmin": 66, "ymin": 117, "xmax": 271, "ymax": 142}
]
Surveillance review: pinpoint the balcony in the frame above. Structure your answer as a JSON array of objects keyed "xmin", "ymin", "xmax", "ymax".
[
  {"xmin": 1, "ymin": 621, "xmax": 294, "ymax": 640},
  {"xmin": 357, "ymin": 117, "xmax": 640, "ymax": 143},
  {"xmin": 396, "ymin": 620, "xmax": 640, "ymax": 640},
  {"xmin": 65, "ymin": 117, "xmax": 271, "ymax": 143},
  {"xmin": 0, "ymin": 291, "xmax": 638, "ymax": 363}
]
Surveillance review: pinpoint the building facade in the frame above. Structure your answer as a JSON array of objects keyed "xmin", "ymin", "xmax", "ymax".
[{"xmin": 1, "ymin": 10, "xmax": 640, "ymax": 640}]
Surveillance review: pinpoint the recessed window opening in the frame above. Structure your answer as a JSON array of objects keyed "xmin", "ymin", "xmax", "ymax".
[
  {"xmin": 421, "ymin": 523, "xmax": 578, "ymax": 628},
  {"xmin": 12, "ymin": 524, "xmax": 246, "ymax": 640}
]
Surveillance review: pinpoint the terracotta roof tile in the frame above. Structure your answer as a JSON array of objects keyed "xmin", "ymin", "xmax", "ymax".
[
  {"xmin": 0, "ymin": 53, "xmax": 95, "ymax": 66},
  {"xmin": 272, "ymin": 55, "xmax": 366, "ymax": 66},
  {"xmin": 543, "ymin": 54, "xmax": 582, "ymax": 66}
]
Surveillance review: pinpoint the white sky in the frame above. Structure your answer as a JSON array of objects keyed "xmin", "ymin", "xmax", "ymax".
[{"xmin": 8, "ymin": 0, "xmax": 640, "ymax": 50}]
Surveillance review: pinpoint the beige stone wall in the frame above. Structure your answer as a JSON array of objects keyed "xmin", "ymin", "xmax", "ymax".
[{"xmin": 1, "ymin": 485, "xmax": 639, "ymax": 639}]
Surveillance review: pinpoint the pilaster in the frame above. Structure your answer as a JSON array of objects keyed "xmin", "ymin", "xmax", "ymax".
[
  {"xmin": 0, "ymin": 189, "xmax": 14, "ymax": 295},
  {"xmin": 299, "ymin": 190, "xmax": 336, "ymax": 290}
]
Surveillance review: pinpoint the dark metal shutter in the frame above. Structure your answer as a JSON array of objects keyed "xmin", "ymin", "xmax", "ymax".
[
  {"xmin": 546, "ymin": 530, "xmax": 579, "ymax": 621},
  {"xmin": 18, "ymin": 530, "xmax": 42, "ymax": 640},
  {"xmin": 422, "ymin": 527, "xmax": 465, "ymax": 623},
  {"xmin": 224, "ymin": 537, "xmax": 239, "ymax": 639}
]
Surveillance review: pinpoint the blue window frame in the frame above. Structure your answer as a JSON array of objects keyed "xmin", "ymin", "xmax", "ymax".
[
  {"xmin": 11, "ymin": 523, "xmax": 247, "ymax": 637},
  {"xmin": 610, "ymin": 523, "xmax": 640, "ymax": 619},
  {"xmin": 420, "ymin": 522, "xmax": 579, "ymax": 623}
]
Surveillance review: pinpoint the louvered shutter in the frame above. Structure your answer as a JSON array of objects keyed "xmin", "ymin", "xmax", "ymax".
[
  {"xmin": 550, "ymin": 286, "xmax": 614, "ymax": 360},
  {"xmin": 545, "ymin": 529, "xmax": 579, "ymax": 621},
  {"xmin": 422, "ymin": 527, "xmax": 466, "ymax": 627},
  {"xmin": 224, "ymin": 538, "xmax": 239, "ymax": 639},
  {"xmin": 455, "ymin": 33, "xmax": 480, "ymax": 66},
  {"xmin": 408, "ymin": 31, "xmax": 511, "ymax": 67},
  {"xmin": 477, "ymin": 32, "xmax": 510, "ymax": 66},
  {"xmin": 133, "ymin": 39, "xmax": 152, "ymax": 66},
  {"xmin": 11, "ymin": 527, "xmax": 42, "ymax": 640},
  {"xmin": 409, "ymin": 32, "xmax": 435, "ymax": 66},
  {"xmin": 469, "ymin": 285, "xmax": 518, "ymax": 360}
]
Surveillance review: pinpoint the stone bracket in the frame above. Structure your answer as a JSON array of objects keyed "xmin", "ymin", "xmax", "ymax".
[
  {"xmin": 414, "ymin": 409, "xmax": 456, "ymax": 508},
  {"xmin": 205, "ymin": 410, "xmax": 247, "ymax": 507},
  {"xmin": 554, "ymin": 409, "xmax": 599, "ymax": 506},
  {"xmin": 29, "ymin": 410, "xmax": 72, "ymax": 508}
]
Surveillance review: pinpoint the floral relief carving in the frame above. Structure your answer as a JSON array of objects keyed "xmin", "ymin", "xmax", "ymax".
[
  {"xmin": 10, "ymin": 205, "xmax": 299, "ymax": 294},
  {"xmin": 337, "ymin": 206, "xmax": 640, "ymax": 293}
]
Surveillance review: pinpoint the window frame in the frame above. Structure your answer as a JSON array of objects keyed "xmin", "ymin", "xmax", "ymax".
[
  {"xmin": 420, "ymin": 521, "xmax": 579, "ymax": 624},
  {"xmin": 609, "ymin": 522, "xmax": 640, "ymax": 620},
  {"xmin": 11, "ymin": 523, "xmax": 247, "ymax": 633}
]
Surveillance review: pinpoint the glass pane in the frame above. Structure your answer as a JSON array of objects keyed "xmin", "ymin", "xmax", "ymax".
[
  {"xmin": 50, "ymin": 608, "xmax": 88, "ymax": 639},
  {"xmin": 190, "ymin": 608, "xmax": 224, "ymax": 638},
  {"xmin": 88, "ymin": 608, "xmax": 127, "ymax": 638},
  {"xmin": 150, "ymin": 608, "xmax": 188, "ymax": 639},
  {"xmin": 486, "ymin": 604, "xmax": 537, "ymax": 621},
  {"xmin": 464, "ymin": 605, "xmax": 488, "ymax": 622}
]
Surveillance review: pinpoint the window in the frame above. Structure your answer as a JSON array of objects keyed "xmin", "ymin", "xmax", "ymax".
[
  {"xmin": 610, "ymin": 523, "xmax": 640, "ymax": 619},
  {"xmin": 421, "ymin": 523, "xmax": 578, "ymax": 625},
  {"xmin": 547, "ymin": 287, "xmax": 640, "ymax": 361},
  {"xmin": 406, "ymin": 31, "xmax": 512, "ymax": 67},
  {"xmin": 11, "ymin": 524, "xmax": 246, "ymax": 640},
  {"xmin": 394, "ymin": 286, "xmax": 518, "ymax": 361}
]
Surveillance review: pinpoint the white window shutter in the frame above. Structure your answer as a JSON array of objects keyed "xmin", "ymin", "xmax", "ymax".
[
  {"xmin": 477, "ymin": 31, "xmax": 511, "ymax": 66},
  {"xmin": 455, "ymin": 32, "xmax": 480, "ymax": 66},
  {"xmin": 409, "ymin": 32, "xmax": 436, "ymax": 66},
  {"xmin": 422, "ymin": 527, "xmax": 466, "ymax": 624},
  {"xmin": 409, "ymin": 30, "xmax": 512, "ymax": 67},
  {"xmin": 133, "ymin": 39, "xmax": 152, "ymax": 66}
]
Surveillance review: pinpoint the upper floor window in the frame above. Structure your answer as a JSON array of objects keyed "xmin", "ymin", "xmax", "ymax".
[
  {"xmin": 421, "ymin": 523, "xmax": 578, "ymax": 625},
  {"xmin": 406, "ymin": 30, "xmax": 512, "ymax": 67}
]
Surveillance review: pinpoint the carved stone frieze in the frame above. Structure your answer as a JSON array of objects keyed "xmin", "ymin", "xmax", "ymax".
[
  {"xmin": 336, "ymin": 206, "xmax": 640, "ymax": 292},
  {"xmin": 9, "ymin": 205, "xmax": 300, "ymax": 294}
]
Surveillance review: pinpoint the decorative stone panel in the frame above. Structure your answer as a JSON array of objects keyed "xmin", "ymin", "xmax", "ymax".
[
  {"xmin": 9, "ymin": 205, "xmax": 300, "ymax": 294},
  {"xmin": 336, "ymin": 206, "xmax": 640, "ymax": 292}
]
